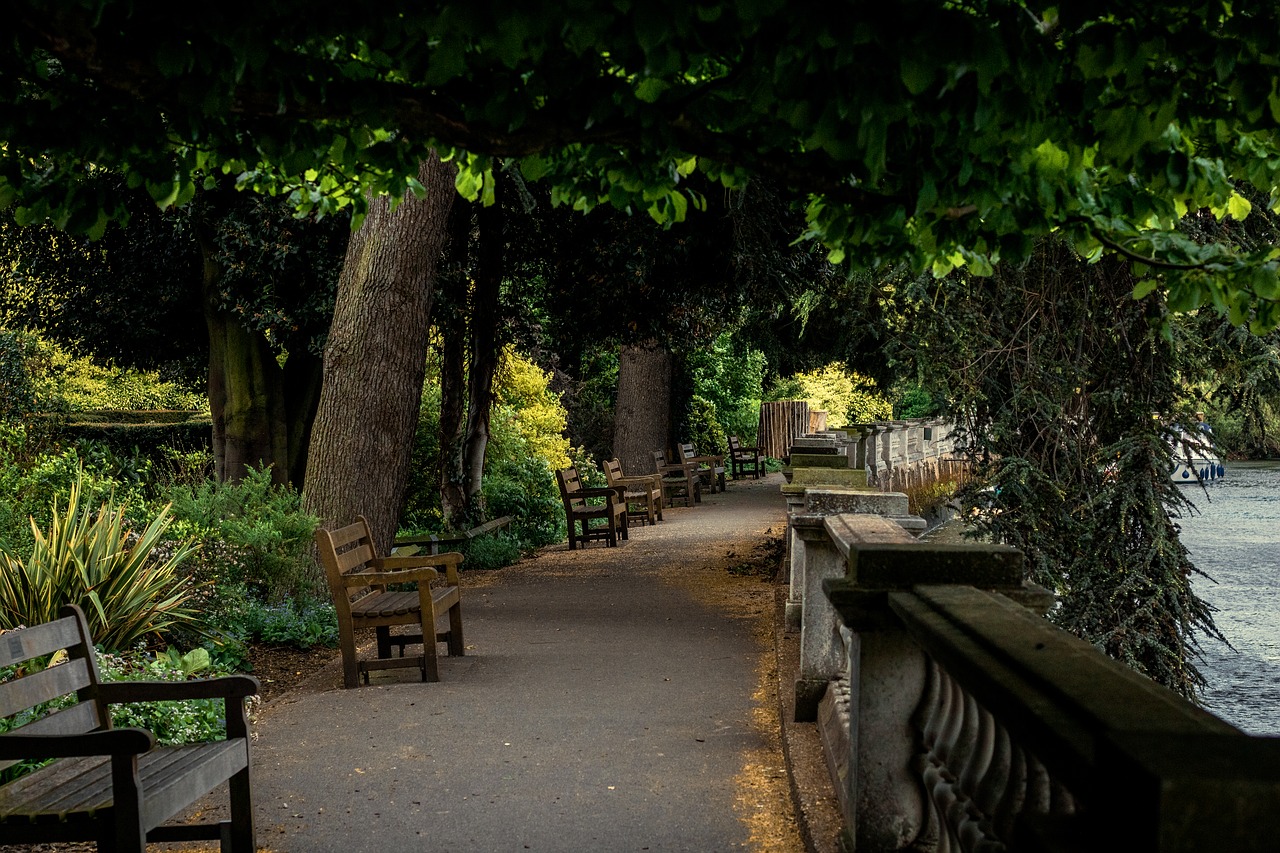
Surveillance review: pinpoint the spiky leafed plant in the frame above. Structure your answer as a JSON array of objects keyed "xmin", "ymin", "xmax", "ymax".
[{"xmin": 0, "ymin": 473, "xmax": 199, "ymax": 650}]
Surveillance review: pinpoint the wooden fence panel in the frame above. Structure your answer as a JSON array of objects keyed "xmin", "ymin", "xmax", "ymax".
[{"xmin": 757, "ymin": 400, "xmax": 810, "ymax": 459}]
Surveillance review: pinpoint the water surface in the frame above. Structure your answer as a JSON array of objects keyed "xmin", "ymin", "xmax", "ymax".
[{"xmin": 1180, "ymin": 461, "xmax": 1280, "ymax": 735}]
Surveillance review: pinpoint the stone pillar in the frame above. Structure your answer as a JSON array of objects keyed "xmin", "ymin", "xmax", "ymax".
[
  {"xmin": 793, "ymin": 515, "xmax": 850, "ymax": 720},
  {"xmin": 783, "ymin": 493, "xmax": 810, "ymax": 630},
  {"xmin": 822, "ymin": 534, "xmax": 1028, "ymax": 851}
]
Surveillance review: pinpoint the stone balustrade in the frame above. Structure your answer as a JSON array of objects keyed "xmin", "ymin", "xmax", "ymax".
[
  {"xmin": 834, "ymin": 418, "xmax": 964, "ymax": 493},
  {"xmin": 794, "ymin": 513, "xmax": 1280, "ymax": 852}
]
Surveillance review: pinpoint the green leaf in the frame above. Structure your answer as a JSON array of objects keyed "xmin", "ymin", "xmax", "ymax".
[
  {"xmin": 1132, "ymin": 278, "xmax": 1160, "ymax": 299},
  {"xmin": 519, "ymin": 155, "xmax": 549, "ymax": 182},
  {"xmin": 900, "ymin": 58, "xmax": 933, "ymax": 95},
  {"xmin": 635, "ymin": 77, "xmax": 671, "ymax": 103},
  {"xmin": 1227, "ymin": 192, "xmax": 1252, "ymax": 220}
]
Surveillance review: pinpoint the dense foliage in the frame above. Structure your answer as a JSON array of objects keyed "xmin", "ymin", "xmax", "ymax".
[
  {"xmin": 892, "ymin": 239, "xmax": 1221, "ymax": 697},
  {"xmin": 5, "ymin": 3, "xmax": 1280, "ymax": 333},
  {"xmin": 767, "ymin": 363, "xmax": 893, "ymax": 426},
  {"xmin": 0, "ymin": 473, "xmax": 198, "ymax": 651}
]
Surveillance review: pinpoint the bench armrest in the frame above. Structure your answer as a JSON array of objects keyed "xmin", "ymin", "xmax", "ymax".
[
  {"xmin": 0, "ymin": 726, "xmax": 155, "ymax": 759},
  {"xmin": 611, "ymin": 474, "xmax": 660, "ymax": 488},
  {"xmin": 96, "ymin": 675, "xmax": 262, "ymax": 704},
  {"xmin": 343, "ymin": 566, "xmax": 441, "ymax": 586},
  {"xmin": 575, "ymin": 487, "xmax": 624, "ymax": 499},
  {"xmin": 372, "ymin": 552, "xmax": 462, "ymax": 584}
]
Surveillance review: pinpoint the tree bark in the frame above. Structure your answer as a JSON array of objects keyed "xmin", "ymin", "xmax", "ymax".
[
  {"xmin": 437, "ymin": 200, "xmax": 473, "ymax": 525},
  {"xmin": 462, "ymin": 176, "xmax": 503, "ymax": 507},
  {"xmin": 199, "ymin": 227, "xmax": 322, "ymax": 486},
  {"xmin": 303, "ymin": 154, "xmax": 456, "ymax": 553},
  {"xmin": 613, "ymin": 341, "xmax": 673, "ymax": 476}
]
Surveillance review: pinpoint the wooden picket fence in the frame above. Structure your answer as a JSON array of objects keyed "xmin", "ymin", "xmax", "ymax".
[{"xmin": 756, "ymin": 400, "xmax": 810, "ymax": 460}]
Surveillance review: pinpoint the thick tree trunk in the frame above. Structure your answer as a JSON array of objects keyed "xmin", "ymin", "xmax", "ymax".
[
  {"xmin": 303, "ymin": 155, "xmax": 456, "ymax": 553},
  {"xmin": 613, "ymin": 341, "xmax": 673, "ymax": 476},
  {"xmin": 199, "ymin": 231, "xmax": 321, "ymax": 485}
]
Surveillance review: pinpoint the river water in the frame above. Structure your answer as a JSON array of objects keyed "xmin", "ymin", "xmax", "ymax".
[{"xmin": 1180, "ymin": 460, "xmax": 1280, "ymax": 735}]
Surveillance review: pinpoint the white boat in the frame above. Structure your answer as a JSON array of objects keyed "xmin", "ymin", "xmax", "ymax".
[{"xmin": 1170, "ymin": 425, "xmax": 1226, "ymax": 484}]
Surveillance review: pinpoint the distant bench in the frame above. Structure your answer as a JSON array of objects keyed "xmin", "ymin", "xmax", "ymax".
[{"xmin": 393, "ymin": 515, "xmax": 513, "ymax": 556}]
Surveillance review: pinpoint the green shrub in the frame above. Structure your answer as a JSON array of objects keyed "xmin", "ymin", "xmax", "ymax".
[
  {"xmin": 684, "ymin": 395, "xmax": 728, "ymax": 458},
  {"xmin": 482, "ymin": 454, "xmax": 564, "ymax": 547},
  {"xmin": 687, "ymin": 333, "xmax": 766, "ymax": 444},
  {"xmin": 462, "ymin": 532, "xmax": 523, "ymax": 570},
  {"xmin": 892, "ymin": 383, "xmax": 941, "ymax": 419},
  {"xmin": 235, "ymin": 595, "xmax": 338, "ymax": 649},
  {"xmin": 0, "ymin": 331, "xmax": 206, "ymax": 413},
  {"xmin": 772, "ymin": 362, "xmax": 892, "ymax": 425},
  {"xmin": 167, "ymin": 466, "xmax": 321, "ymax": 601},
  {"xmin": 0, "ymin": 473, "xmax": 200, "ymax": 651}
]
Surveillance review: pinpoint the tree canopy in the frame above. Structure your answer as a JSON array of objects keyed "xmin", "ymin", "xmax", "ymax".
[{"xmin": 3, "ymin": 2, "xmax": 1280, "ymax": 328}]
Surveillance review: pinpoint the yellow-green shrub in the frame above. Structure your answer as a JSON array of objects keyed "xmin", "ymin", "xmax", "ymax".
[{"xmin": 787, "ymin": 362, "xmax": 892, "ymax": 425}]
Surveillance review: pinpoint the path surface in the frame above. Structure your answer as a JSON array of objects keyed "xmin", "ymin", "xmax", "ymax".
[{"xmin": 197, "ymin": 474, "xmax": 798, "ymax": 852}]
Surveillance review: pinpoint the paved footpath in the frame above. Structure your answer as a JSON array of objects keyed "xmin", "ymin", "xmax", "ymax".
[{"xmin": 194, "ymin": 474, "xmax": 796, "ymax": 853}]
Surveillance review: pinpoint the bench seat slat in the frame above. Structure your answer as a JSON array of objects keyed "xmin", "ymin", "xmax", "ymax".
[
  {"xmin": 0, "ymin": 617, "xmax": 82, "ymax": 668},
  {"xmin": 352, "ymin": 588, "xmax": 458, "ymax": 620},
  {"xmin": 0, "ymin": 742, "xmax": 245, "ymax": 826},
  {"xmin": 0, "ymin": 659, "xmax": 92, "ymax": 720}
]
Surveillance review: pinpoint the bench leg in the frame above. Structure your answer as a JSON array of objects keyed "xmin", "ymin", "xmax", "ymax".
[
  {"xmin": 338, "ymin": 627, "xmax": 361, "ymax": 689},
  {"xmin": 448, "ymin": 602, "xmax": 464, "ymax": 656},
  {"xmin": 110, "ymin": 755, "xmax": 146, "ymax": 853},
  {"xmin": 225, "ymin": 764, "xmax": 255, "ymax": 853},
  {"xmin": 376, "ymin": 625, "xmax": 395, "ymax": 659}
]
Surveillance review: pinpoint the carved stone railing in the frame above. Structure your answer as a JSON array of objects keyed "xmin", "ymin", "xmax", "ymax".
[
  {"xmin": 837, "ymin": 418, "xmax": 965, "ymax": 494},
  {"xmin": 801, "ymin": 515, "xmax": 1280, "ymax": 852}
]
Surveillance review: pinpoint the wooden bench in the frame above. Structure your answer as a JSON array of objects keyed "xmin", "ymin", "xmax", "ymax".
[
  {"xmin": 393, "ymin": 515, "xmax": 514, "ymax": 555},
  {"xmin": 650, "ymin": 449, "xmax": 701, "ymax": 507},
  {"xmin": 602, "ymin": 458, "xmax": 663, "ymax": 525},
  {"xmin": 680, "ymin": 442, "xmax": 726, "ymax": 493},
  {"xmin": 315, "ymin": 516, "xmax": 465, "ymax": 689},
  {"xmin": 728, "ymin": 435, "xmax": 766, "ymax": 479},
  {"xmin": 0, "ymin": 604, "xmax": 258, "ymax": 852},
  {"xmin": 556, "ymin": 466, "xmax": 628, "ymax": 549}
]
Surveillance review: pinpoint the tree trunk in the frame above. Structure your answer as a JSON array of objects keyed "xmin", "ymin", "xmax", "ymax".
[
  {"xmin": 199, "ymin": 230, "xmax": 321, "ymax": 486},
  {"xmin": 437, "ymin": 200, "xmax": 473, "ymax": 526},
  {"xmin": 613, "ymin": 341, "xmax": 673, "ymax": 476},
  {"xmin": 462, "ymin": 176, "xmax": 503, "ymax": 507},
  {"xmin": 303, "ymin": 154, "xmax": 456, "ymax": 554}
]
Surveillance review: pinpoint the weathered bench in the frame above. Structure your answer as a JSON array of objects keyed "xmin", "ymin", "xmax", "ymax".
[
  {"xmin": 680, "ymin": 442, "xmax": 726, "ymax": 493},
  {"xmin": 728, "ymin": 435, "xmax": 766, "ymax": 479},
  {"xmin": 556, "ymin": 466, "xmax": 628, "ymax": 549},
  {"xmin": 650, "ymin": 449, "xmax": 700, "ymax": 507},
  {"xmin": 315, "ymin": 515, "xmax": 465, "ymax": 688},
  {"xmin": 0, "ymin": 604, "xmax": 258, "ymax": 852},
  {"xmin": 602, "ymin": 458, "xmax": 663, "ymax": 525}
]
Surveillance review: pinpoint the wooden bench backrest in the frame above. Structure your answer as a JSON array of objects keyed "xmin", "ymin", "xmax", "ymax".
[
  {"xmin": 728, "ymin": 436, "xmax": 743, "ymax": 453},
  {"xmin": 0, "ymin": 605, "xmax": 108, "ymax": 772},
  {"xmin": 314, "ymin": 516, "xmax": 381, "ymax": 609},
  {"xmin": 650, "ymin": 450, "xmax": 669, "ymax": 473},
  {"xmin": 602, "ymin": 458, "xmax": 624, "ymax": 486},
  {"xmin": 556, "ymin": 466, "xmax": 587, "ymax": 510},
  {"xmin": 679, "ymin": 442, "xmax": 697, "ymax": 459}
]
